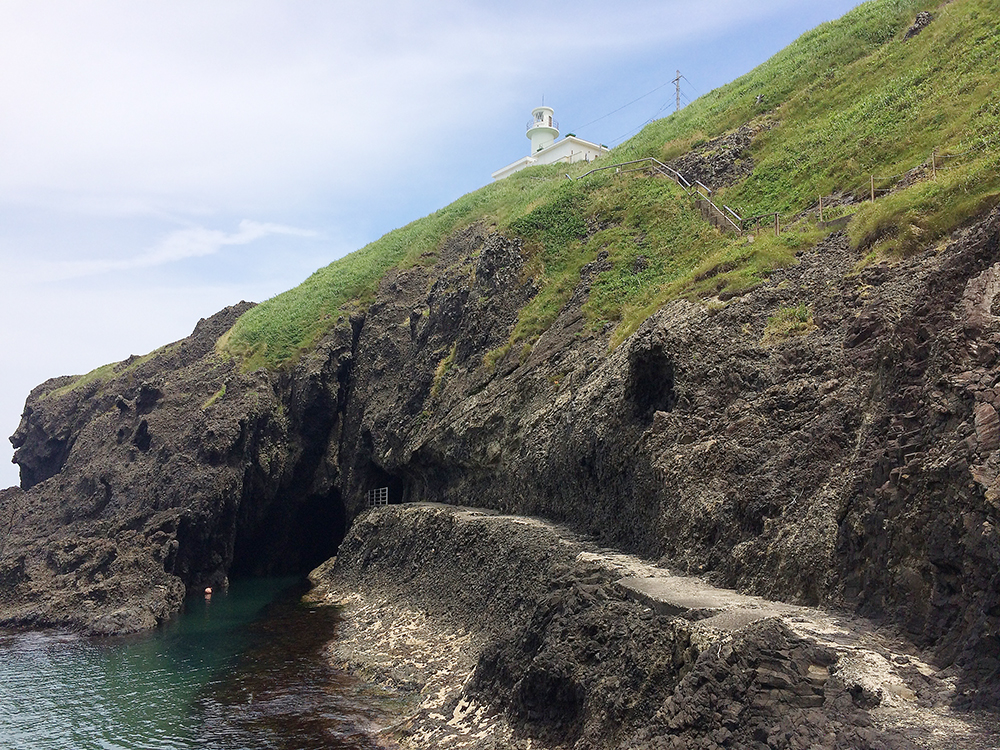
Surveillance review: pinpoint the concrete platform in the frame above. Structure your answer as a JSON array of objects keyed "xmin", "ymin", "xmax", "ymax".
[{"xmin": 615, "ymin": 575, "xmax": 791, "ymax": 630}]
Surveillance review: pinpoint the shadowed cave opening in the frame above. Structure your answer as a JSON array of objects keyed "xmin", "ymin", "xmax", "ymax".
[
  {"xmin": 365, "ymin": 461, "xmax": 412, "ymax": 504},
  {"xmin": 626, "ymin": 343, "xmax": 677, "ymax": 421},
  {"xmin": 228, "ymin": 489, "xmax": 347, "ymax": 579}
]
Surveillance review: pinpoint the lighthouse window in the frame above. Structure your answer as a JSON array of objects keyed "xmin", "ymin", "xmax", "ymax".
[{"xmin": 535, "ymin": 112, "xmax": 543, "ymax": 122}]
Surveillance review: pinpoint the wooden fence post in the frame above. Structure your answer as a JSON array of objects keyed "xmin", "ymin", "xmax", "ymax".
[
  {"xmin": 871, "ymin": 175, "xmax": 875, "ymax": 202},
  {"xmin": 819, "ymin": 195, "xmax": 824, "ymax": 223},
  {"xmin": 932, "ymin": 148, "xmax": 937, "ymax": 180},
  {"xmin": 775, "ymin": 213, "xmax": 780, "ymax": 237}
]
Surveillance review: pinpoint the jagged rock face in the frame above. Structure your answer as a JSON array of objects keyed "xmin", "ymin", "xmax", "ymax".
[
  {"xmin": 0, "ymin": 302, "xmax": 354, "ymax": 632},
  {"xmin": 338, "ymin": 225, "xmax": 539, "ymax": 513},
  {"xmin": 904, "ymin": 11, "xmax": 934, "ymax": 40},
  {"xmin": 2, "ymin": 196, "xmax": 1000, "ymax": 704},
  {"xmin": 335, "ymin": 207, "xmax": 1000, "ymax": 700}
]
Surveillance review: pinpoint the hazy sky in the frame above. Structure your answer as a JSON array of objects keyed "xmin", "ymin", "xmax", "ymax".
[{"xmin": 0, "ymin": 0, "xmax": 868, "ymax": 488}]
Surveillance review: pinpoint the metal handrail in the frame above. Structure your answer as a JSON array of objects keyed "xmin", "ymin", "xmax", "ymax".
[
  {"xmin": 577, "ymin": 158, "xmax": 661, "ymax": 179},
  {"xmin": 618, "ymin": 166, "xmax": 656, "ymax": 176},
  {"xmin": 527, "ymin": 118, "xmax": 559, "ymax": 131},
  {"xmin": 650, "ymin": 160, "xmax": 692, "ymax": 188},
  {"xmin": 703, "ymin": 200, "xmax": 743, "ymax": 234},
  {"xmin": 576, "ymin": 155, "xmax": 744, "ymax": 234},
  {"xmin": 578, "ymin": 157, "xmax": 693, "ymax": 190},
  {"xmin": 568, "ymin": 141, "xmax": 978, "ymax": 242}
]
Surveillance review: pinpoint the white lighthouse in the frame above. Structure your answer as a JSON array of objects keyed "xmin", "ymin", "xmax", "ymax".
[
  {"xmin": 492, "ymin": 104, "xmax": 610, "ymax": 181},
  {"xmin": 527, "ymin": 106, "xmax": 559, "ymax": 153}
]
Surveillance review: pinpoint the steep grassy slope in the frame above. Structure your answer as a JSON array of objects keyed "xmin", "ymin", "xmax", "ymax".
[{"xmin": 221, "ymin": 0, "xmax": 1000, "ymax": 373}]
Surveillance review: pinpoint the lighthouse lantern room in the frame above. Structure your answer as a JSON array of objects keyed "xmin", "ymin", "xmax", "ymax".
[{"xmin": 527, "ymin": 106, "xmax": 559, "ymax": 153}]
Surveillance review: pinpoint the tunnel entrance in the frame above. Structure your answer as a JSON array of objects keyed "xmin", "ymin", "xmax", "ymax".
[
  {"xmin": 365, "ymin": 461, "xmax": 411, "ymax": 505},
  {"xmin": 229, "ymin": 488, "xmax": 347, "ymax": 579}
]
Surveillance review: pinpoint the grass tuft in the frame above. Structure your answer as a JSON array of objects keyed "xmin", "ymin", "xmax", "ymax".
[
  {"xmin": 763, "ymin": 305, "xmax": 816, "ymax": 343},
  {"xmin": 202, "ymin": 385, "xmax": 227, "ymax": 409}
]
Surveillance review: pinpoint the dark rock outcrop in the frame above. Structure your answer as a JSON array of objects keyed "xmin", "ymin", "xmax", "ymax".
[
  {"xmin": 666, "ymin": 124, "xmax": 768, "ymax": 191},
  {"xmin": 904, "ymin": 11, "xmax": 934, "ymax": 40},
  {"xmin": 326, "ymin": 204, "xmax": 1000, "ymax": 708},
  {"xmin": 2, "ymin": 195, "xmax": 1000, "ymax": 713},
  {"xmin": 0, "ymin": 301, "xmax": 356, "ymax": 632},
  {"xmin": 318, "ymin": 504, "xmax": 981, "ymax": 749}
]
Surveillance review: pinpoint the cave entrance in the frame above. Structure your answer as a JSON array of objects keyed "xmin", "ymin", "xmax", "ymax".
[
  {"xmin": 365, "ymin": 462, "xmax": 411, "ymax": 505},
  {"xmin": 229, "ymin": 488, "xmax": 347, "ymax": 579},
  {"xmin": 626, "ymin": 343, "xmax": 677, "ymax": 421}
]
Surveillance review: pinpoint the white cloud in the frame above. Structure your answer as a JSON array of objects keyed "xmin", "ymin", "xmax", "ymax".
[
  {"xmin": 0, "ymin": 0, "xmax": 812, "ymax": 211},
  {"xmin": 7, "ymin": 220, "xmax": 318, "ymax": 281},
  {"xmin": 139, "ymin": 220, "xmax": 318, "ymax": 268}
]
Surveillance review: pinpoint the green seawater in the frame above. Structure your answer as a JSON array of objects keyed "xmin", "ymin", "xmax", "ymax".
[{"xmin": 0, "ymin": 578, "xmax": 379, "ymax": 749}]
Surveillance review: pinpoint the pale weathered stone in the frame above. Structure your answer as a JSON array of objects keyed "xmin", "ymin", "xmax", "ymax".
[{"xmin": 974, "ymin": 402, "xmax": 1000, "ymax": 452}]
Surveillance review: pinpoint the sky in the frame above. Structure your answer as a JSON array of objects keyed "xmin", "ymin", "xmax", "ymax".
[{"xmin": 0, "ymin": 0, "xmax": 869, "ymax": 489}]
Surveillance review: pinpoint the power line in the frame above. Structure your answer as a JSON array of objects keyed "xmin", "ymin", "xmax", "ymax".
[
  {"xmin": 569, "ymin": 80, "xmax": 673, "ymax": 132},
  {"xmin": 589, "ymin": 70, "xmax": 701, "ymax": 146},
  {"xmin": 609, "ymin": 116, "xmax": 658, "ymax": 146},
  {"xmin": 680, "ymin": 74, "xmax": 700, "ymax": 96}
]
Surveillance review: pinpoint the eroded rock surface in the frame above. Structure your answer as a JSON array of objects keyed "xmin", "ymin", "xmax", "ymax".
[
  {"xmin": 0, "ymin": 301, "xmax": 355, "ymax": 632},
  {"xmin": 904, "ymin": 12, "xmax": 934, "ymax": 40},
  {"xmin": 665, "ymin": 123, "xmax": 769, "ymax": 191},
  {"xmin": 312, "ymin": 504, "xmax": 999, "ymax": 749}
]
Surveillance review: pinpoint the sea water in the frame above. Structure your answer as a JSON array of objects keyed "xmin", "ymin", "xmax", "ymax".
[{"xmin": 0, "ymin": 578, "xmax": 380, "ymax": 749}]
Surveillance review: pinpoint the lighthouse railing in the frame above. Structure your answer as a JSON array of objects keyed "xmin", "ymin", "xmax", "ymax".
[{"xmin": 526, "ymin": 118, "xmax": 559, "ymax": 131}]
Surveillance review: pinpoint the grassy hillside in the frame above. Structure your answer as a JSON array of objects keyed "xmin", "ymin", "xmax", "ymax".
[{"xmin": 223, "ymin": 0, "xmax": 997, "ymax": 371}]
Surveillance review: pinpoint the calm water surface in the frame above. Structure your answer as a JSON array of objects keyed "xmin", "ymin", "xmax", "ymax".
[{"xmin": 0, "ymin": 578, "xmax": 381, "ymax": 749}]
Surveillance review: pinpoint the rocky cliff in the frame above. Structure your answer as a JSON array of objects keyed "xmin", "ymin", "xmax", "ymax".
[
  {"xmin": 311, "ymin": 503, "xmax": 999, "ymax": 749},
  {"xmin": 0, "ymin": 300, "xmax": 355, "ymax": 632},
  {"xmin": 2, "ymin": 200, "xmax": 999, "ymax": 709}
]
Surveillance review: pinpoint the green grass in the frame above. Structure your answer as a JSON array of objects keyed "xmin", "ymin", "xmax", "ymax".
[
  {"xmin": 719, "ymin": 0, "xmax": 1000, "ymax": 226},
  {"xmin": 213, "ymin": 0, "xmax": 999, "ymax": 371},
  {"xmin": 430, "ymin": 344, "xmax": 457, "ymax": 399},
  {"xmin": 763, "ymin": 304, "xmax": 816, "ymax": 343},
  {"xmin": 39, "ymin": 344, "xmax": 178, "ymax": 401},
  {"xmin": 581, "ymin": 175, "xmax": 730, "ymax": 342},
  {"xmin": 202, "ymin": 384, "xmax": 227, "ymax": 409},
  {"xmin": 613, "ymin": 0, "xmax": 937, "ymax": 165},
  {"xmin": 224, "ymin": 163, "xmax": 586, "ymax": 371}
]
